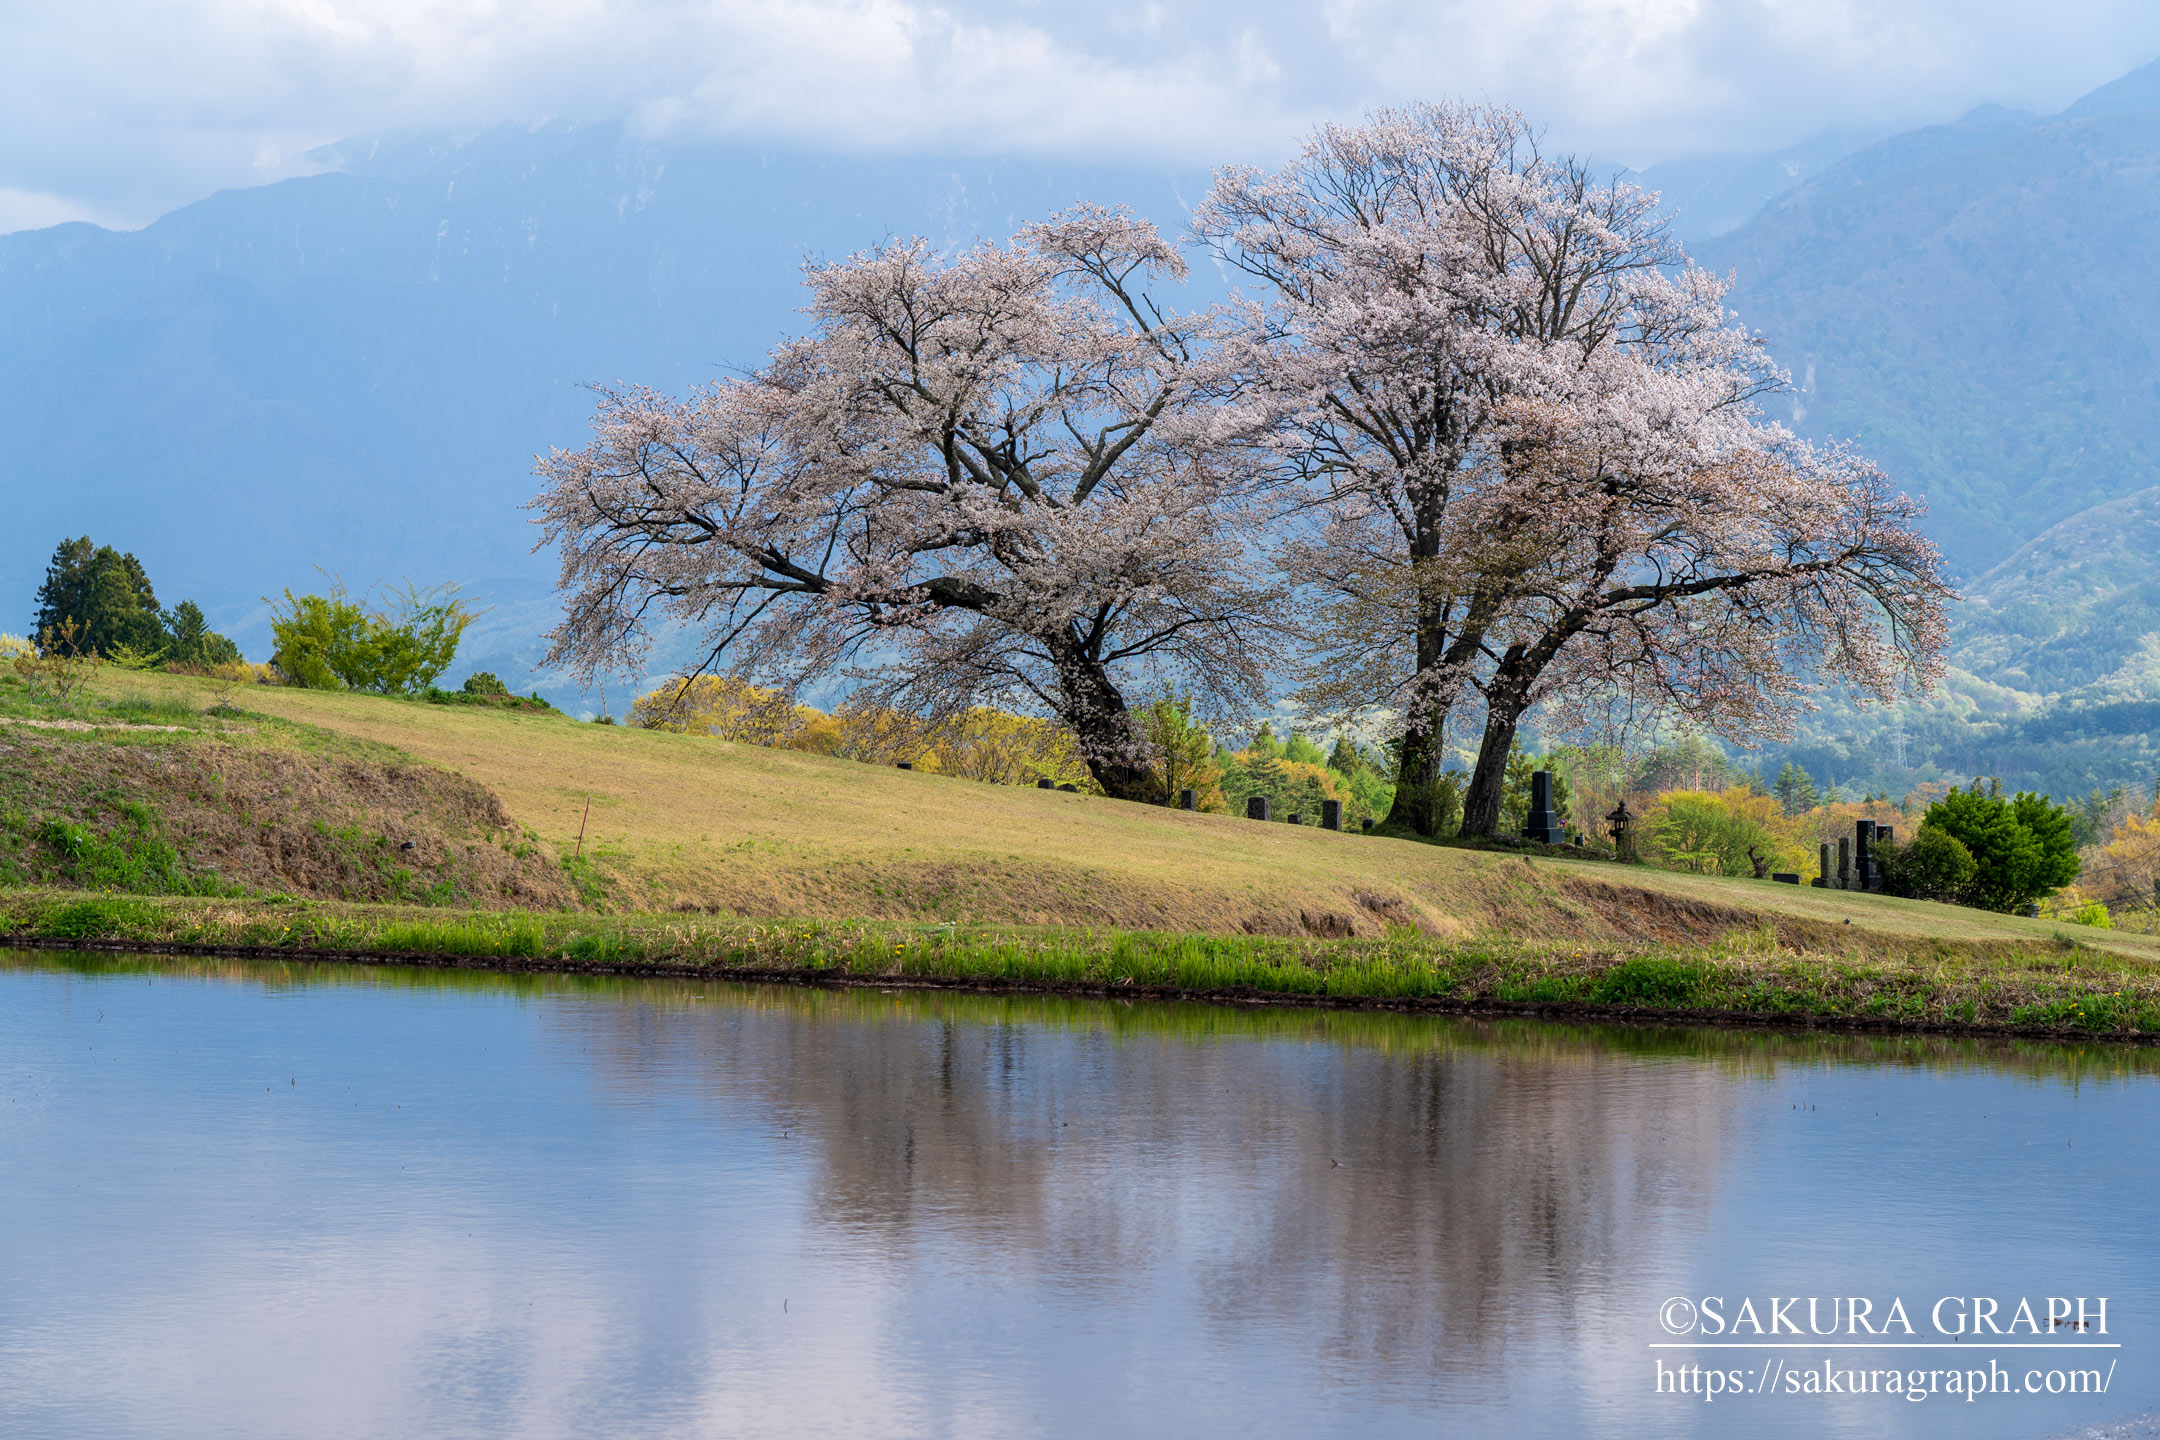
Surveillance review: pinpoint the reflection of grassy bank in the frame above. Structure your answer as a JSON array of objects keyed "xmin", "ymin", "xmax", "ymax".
[
  {"xmin": 13, "ymin": 942, "xmax": 2158, "ymax": 1081},
  {"xmin": 8, "ymin": 889, "xmax": 2160, "ymax": 1040}
]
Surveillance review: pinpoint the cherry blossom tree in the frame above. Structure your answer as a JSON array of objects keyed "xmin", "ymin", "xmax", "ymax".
[
  {"xmin": 531, "ymin": 207, "xmax": 1278, "ymax": 800},
  {"xmin": 1195, "ymin": 103, "xmax": 1778, "ymax": 831},
  {"xmin": 1193, "ymin": 102, "xmax": 1937, "ymax": 837},
  {"xmin": 1446, "ymin": 383, "xmax": 1949, "ymax": 838}
]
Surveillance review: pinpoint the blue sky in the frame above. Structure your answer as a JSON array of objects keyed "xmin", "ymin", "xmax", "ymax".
[{"xmin": 6, "ymin": 0, "xmax": 2160, "ymax": 232}]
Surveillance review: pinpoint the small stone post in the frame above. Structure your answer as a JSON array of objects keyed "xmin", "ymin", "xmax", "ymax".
[
  {"xmin": 1037, "ymin": 778, "xmax": 1054, "ymax": 789},
  {"xmin": 1178, "ymin": 788, "xmax": 1197, "ymax": 811},
  {"xmin": 1523, "ymin": 770, "xmax": 1565, "ymax": 844},
  {"xmin": 1837, "ymin": 836, "xmax": 1852, "ymax": 889},
  {"xmin": 1361, "ymin": 818, "xmax": 1374, "ymax": 833},
  {"xmin": 1247, "ymin": 795, "xmax": 1272, "ymax": 822},
  {"xmin": 1321, "ymin": 799, "xmax": 1342, "ymax": 831},
  {"xmin": 895, "ymin": 761, "xmax": 912, "ymax": 770},
  {"xmin": 1816, "ymin": 843, "xmax": 1832, "ymax": 888}
]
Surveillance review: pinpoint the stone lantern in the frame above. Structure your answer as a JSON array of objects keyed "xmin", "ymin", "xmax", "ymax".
[{"xmin": 1606, "ymin": 799, "xmax": 1636, "ymax": 861}]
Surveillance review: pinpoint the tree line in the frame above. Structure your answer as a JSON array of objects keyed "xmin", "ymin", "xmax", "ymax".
[
  {"xmin": 533, "ymin": 102, "xmax": 1947, "ymax": 840},
  {"xmin": 27, "ymin": 538, "xmax": 241, "ymax": 670},
  {"xmin": 18, "ymin": 539, "xmax": 516, "ymax": 706}
]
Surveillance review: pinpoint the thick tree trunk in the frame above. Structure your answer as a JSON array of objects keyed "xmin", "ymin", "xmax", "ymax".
[
  {"xmin": 1379, "ymin": 513, "xmax": 1463, "ymax": 837},
  {"xmin": 1379, "ymin": 585, "xmax": 1454, "ymax": 836},
  {"xmin": 1382, "ymin": 586, "xmax": 1503, "ymax": 836},
  {"xmin": 1382, "ymin": 709, "xmax": 1452, "ymax": 836},
  {"xmin": 1047, "ymin": 637, "xmax": 1156, "ymax": 802},
  {"xmin": 1459, "ymin": 660, "xmax": 1531, "ymax": 838}
]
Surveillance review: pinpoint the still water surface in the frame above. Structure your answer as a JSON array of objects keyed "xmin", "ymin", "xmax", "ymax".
[{"xmin": 2, "ymin": 950, "xmax": 2155, "ymax": 1438}]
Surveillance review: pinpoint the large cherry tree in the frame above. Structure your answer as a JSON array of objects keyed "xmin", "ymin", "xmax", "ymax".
[
  {"xmin": 1195, "ymin": 101, "xmax": 1939, "ymax": 837},
  {"xmin": 531, "ymin": 208, "xmax": 1277, "ymax": 800},
  {"xmin": 1445, "ymin": 373, "xmax": 1948, "ymax": 837}
]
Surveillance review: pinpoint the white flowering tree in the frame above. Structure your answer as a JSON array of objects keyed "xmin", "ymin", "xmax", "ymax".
[
  {"xmin": 1446, "ymin": 376, "xmax": 1948, "ymax": 837},
  {"xmin": 1196, "ymin": 102, "xmax": 1943, "ymax": 836},
  {"xmin": 531, "ymin": 208, "xmax": 1278, "ymax": 800}
]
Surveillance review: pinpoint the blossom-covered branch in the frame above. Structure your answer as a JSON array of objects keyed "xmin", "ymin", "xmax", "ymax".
[{"xmin": 531, "ymin": 208, "xmax": 1279, "ymax": 800}]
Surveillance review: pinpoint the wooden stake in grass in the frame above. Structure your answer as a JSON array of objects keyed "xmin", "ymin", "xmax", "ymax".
[{"xmin": 575, "ymin": 794, "xmax": 591, "ymax": 859}]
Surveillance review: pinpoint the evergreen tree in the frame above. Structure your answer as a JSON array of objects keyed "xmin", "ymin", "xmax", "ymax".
[
  {"xmin": 1138, "ymin": 694, "xmax": 1221, "ymax": 808},
  {"xmin": 33, "ymin": 536, "xmax": 163, "ymax": 656},
  {"xmin": 1282, "ymin": 731, "xmax": 1326, "ymax": 765},
  {"xmin": 161, "ymin": 599, "xmax": 242, "ymax": 668},
  {"xmin": 1326, "ymin": 734, "xmax": 1363, "ymax": 778},
  {"xmin": 1772, "ymin": 762, "xmax": 1819, "ymax": 816}
]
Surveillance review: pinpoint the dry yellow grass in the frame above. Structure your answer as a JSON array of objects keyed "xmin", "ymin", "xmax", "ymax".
[{"xmin": 101, "ymin": 670, "xmax": 2160, "ymax": 962}]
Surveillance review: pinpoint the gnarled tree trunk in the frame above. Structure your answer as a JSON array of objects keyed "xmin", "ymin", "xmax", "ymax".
[{"xmin": 1047, "ymin": 635, "xmax": 1156, "ymax": 801}]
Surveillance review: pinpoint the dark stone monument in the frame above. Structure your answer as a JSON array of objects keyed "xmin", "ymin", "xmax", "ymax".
[
  {"xmin": 1773, "ymin": 872, "xmax": 1801, "ymax": 885},
  {"xmin": 1522, "ymin": 770, "xmax": 1564, "ymax": 844},
  {"xmin": 1286, "ymin": 813, "xmax": 1301, "ymax": 826},
  {"xmin": 1854, "ymin": 819, "xmax": 1876, "ymax": 891},
  {"xmin": 1178, "ymin": 788, "xmax": 1197, "ymax": 811},
  {"xmin": 1816, "ymin": 842, "xmax": 1832, "ymax": 888},
  {"xmin": 1837, "ymin": 836, "xmax": 1852, "ymax": 889},
  {"xmin": 1321, "ymin": 799, "xmax": 1342, "ymax": 831},
  {"xmin": 1057, "ymin": 783, "xmax": 1078, "ymax": 793},
  {"xmin": 1247, "ymin": 795, "xmax": 1272, "ymax": 822},
  {"xmin": 1606, "ymin": 800, "xmax": 1636, "ymax": 860},
  {"xmin": 1037, "ymin": 778, "xmax": 1054, "ymax": 790},
  {"xmin": 1361, "ymin": 818, "xmax": 1374, "ymax": 833},
  {"xmin": 895, "ymin": 761, "xmax": 912, "ymax": 770}
]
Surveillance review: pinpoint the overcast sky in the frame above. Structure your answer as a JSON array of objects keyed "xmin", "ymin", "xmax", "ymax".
[{"xmin": 6, "ymin": 0, "xmax": 2159, "ymax": 233}]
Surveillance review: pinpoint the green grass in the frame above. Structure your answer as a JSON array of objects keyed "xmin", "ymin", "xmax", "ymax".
[
  {"xmin": 55, "ymin": 666, "xmax": 2160, "ymax": 963},
  {"xmin": 38, "ymin": 800, "xmax": 239, "ymax": 897},
  {"xmin": 8, "ymin": 890, "xmax": 2160, "ymax": 1038},
  {"xmin": 11, "ymin": 667, "xmax": 2160, "ymax": 1042}
]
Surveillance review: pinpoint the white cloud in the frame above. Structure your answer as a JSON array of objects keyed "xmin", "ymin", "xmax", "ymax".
[
  {"xmin": 0, "ymin": 186, "xmax": 132, "ymax": 233},
  {"xmin": 4, "ymin": 0, "xmax": 2159, "ymax": 230}
]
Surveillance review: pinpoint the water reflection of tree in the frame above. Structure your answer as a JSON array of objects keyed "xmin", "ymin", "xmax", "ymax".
[{"xmin": 554, "ymin": 988, "xmax": 1736, "ymax": 1389}]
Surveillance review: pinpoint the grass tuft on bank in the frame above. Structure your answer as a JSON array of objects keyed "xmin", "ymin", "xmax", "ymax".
[{"xmin": 8, "ymin": 891, "xmax": 2160, "ymax": 1038}]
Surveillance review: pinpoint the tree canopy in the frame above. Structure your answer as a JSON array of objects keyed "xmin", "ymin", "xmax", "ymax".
[{"xmin": 32, "ymin": 536, "xmax": 240, "ymax": 666}]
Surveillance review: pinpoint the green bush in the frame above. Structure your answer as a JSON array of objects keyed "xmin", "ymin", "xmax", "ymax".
[
  {"xmin": 462, "ymin": 671, "xmax": 509, "ymax": 696},
  {"xmin": 1924, "ymin": 783, "xmax": 2079, "ymax": 913},
  {"xmin": 269, "ymin": 578, "xmax": 477, "ymax": 695},
  {"xmin": 2066, "ymin": 900, "xmax": 2114, "ymax": 929},
  {"xmin": 1877, "ymin": 825, "xmax": 1979, "ymax": 902}
]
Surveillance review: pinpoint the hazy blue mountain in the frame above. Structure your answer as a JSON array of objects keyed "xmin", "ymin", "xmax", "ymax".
[
  {"xmin": 7, "ymin": 65, "xmax": 2160, "ymax": 785},
  {"xmin": 1955, "ymin": 486, "xmax": 2160, "ymax": 698},
  {"xmin": 1695, "ymin": 64, "xmax": 2160, "ymax": 576},
  {"xmin": 1633, "ymin": 129, "xmax": 1879, "ymax": 242},
  {"xmin": 0, "ymin": 123, "xmax": 1207, "ymax": 698},
  {"xmin": 1741, "ymin": 488, "xmax": 2160, "ymax": 802}
]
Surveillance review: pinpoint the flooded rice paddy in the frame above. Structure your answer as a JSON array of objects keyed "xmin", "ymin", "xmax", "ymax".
[{"xmin": 2, "ymin": 950, "xmax": 2155, "ymax": 1438}]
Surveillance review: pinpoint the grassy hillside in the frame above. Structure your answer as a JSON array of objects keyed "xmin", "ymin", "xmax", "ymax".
[{"xmin": 16, "ymin": 668, "xmax": 2158, "ymax": 972}]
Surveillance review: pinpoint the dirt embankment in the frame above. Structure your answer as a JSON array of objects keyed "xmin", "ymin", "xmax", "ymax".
[{"xmin": 0, "ymin": 733, "xmax": 572, "ymax": 907}]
